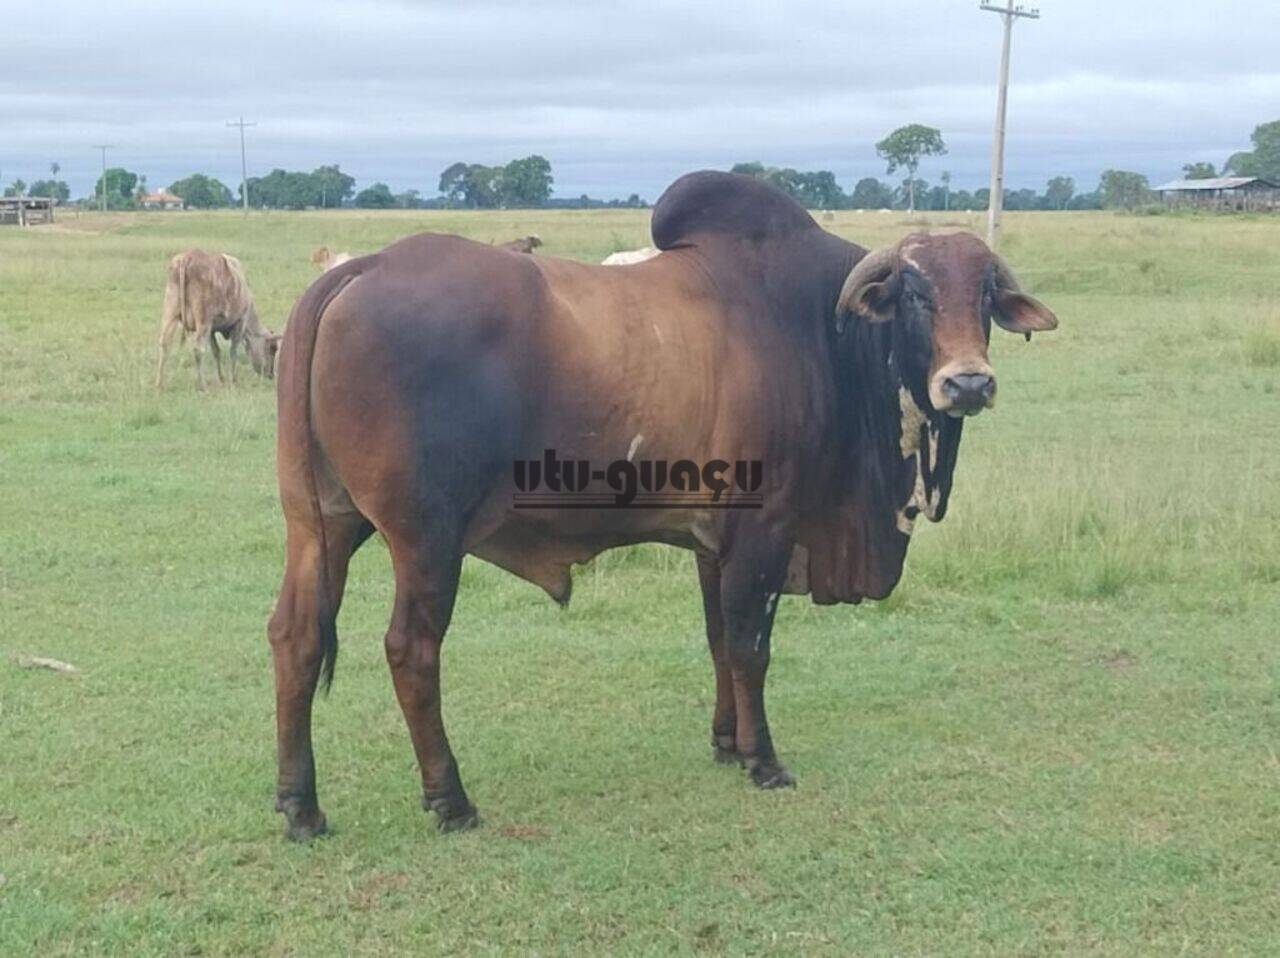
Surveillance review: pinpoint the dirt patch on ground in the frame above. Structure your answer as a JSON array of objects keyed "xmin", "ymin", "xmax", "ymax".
[{"xmin": 497, "ymin": 823, "xmax": 549, "ymax": 841}]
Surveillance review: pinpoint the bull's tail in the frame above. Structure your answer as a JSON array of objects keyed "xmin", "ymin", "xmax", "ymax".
[
  {"xmin": 278, "ymin": 264, "xmax": 360, "ymax": 690},
  {"xmin": 176, "ymin": 254, "xmax": 187, "ymax": 328}
]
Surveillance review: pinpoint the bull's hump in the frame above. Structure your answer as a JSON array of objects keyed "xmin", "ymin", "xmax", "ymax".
[{"xmin": 650, "ymin": 171, "xmax": 819, "ymax": 250}]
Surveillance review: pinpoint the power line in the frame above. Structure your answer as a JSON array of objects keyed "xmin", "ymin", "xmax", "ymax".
[
  {"xmin": 91, "ymin": 144, "xmax": 114, "ymax": 213},
  {"xmin": 980, "ymin": 1, "xmax": 1039, "ymax": 249},
  {"xmin": 226, "ymin": 117, "xmax": 257, "ymax": 214}
]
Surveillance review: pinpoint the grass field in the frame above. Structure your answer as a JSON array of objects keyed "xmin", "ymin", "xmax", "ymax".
[{"xmin": 2, "ymin": 206, "xmax": 1279, "ymax": 955}]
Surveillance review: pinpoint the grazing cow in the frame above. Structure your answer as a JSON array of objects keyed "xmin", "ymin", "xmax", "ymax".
[
  {"xmin": 311, "ymin": 247, "xmax": 354, "ymax": 272},
  {"xmin": 155, "ymin": 250, "xmax": 280, "ymax": 390},
  {"xmin": 497, "ymin": 234, "xmax": 542, "ymax": 253},
  {"xmin": 268, "ymin": 171, "xmax": 1057, "ymax": 838},
  {"xmin": 601, "ymin": 246, "xmax": 660, "ymax": 265}
]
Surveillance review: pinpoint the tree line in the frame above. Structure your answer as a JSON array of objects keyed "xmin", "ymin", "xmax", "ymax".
[{"xmin": 6, "ymin": 118, "xmax": 1275, "ymax": 212}]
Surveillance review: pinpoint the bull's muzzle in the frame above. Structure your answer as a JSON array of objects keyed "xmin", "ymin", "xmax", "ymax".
[{"xmin": 937, "ymin": 371, "xmax": 996, "ymax": 416}]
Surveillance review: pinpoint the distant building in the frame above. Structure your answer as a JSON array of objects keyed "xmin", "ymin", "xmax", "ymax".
[
  {"xmin": 1155, "ymin": 176, "xmax": 1278, "ymax": 212},
  {"xmin": 138, "ymin": 188, "xmax": 185, "ymax": 211},
  {"xmin": 0, "ymin": 196, "xmax": 54, "ymax": 226}
]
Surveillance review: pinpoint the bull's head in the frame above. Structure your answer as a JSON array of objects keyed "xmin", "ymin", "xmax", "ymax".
[
  {"xmin": 837, "ymin": 232, "xmax": 1058, "ymax": 417},
  {"xmin": 247, "ymin": 329, "xmax": 283, "ymax": 379}
]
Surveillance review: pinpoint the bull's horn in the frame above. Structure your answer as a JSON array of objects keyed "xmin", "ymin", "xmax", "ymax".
[
  {"xmin": 836, "ymin": 245, "xmax": 899, "ymax": 326},
  {"xmin": 991, "ymin": 253, "xmax": 1022, "ymax": 291}
]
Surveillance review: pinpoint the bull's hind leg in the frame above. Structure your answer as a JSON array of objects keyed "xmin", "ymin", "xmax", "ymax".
[
  {"xmin": 267, "ymin": 512, "xmax": 373, "ymax": 841},
  {"xmin": 697, "ymin": 554, "xmax": 739, "ymax": 764},
  {"xmin": 382, "ymin": 529, "xmax": 477, "ymax": 831}
]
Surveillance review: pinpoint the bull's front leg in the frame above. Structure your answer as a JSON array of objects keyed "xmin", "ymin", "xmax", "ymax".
[
  {"xmin": 719, "ymin": 535, "xmax": 795, "ymax": 789},
  {"xmin": 209, "ymin": 335, "xmax": 227, "ymax": 384},
  {"xmin": 227, "ymin": 334, "xmax": 240, "ymax": 384},
  {"xmin": 696, "ymin": 554, "xmax": 738, "ymax": 764}
]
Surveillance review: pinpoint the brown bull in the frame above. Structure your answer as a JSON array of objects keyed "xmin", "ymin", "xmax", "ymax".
[
  {"xmin": 155, "ymin": 249, "xmax": 280, "ymax": 390},
  {"xmin": 268, "ymin": 172, "xmax": 1057, "ymax": 839}
]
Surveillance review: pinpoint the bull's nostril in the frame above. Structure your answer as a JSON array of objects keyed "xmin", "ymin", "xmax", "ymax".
[{"xmin": 943, "ymin": 373, "xmax": 995, "ymax": 408}]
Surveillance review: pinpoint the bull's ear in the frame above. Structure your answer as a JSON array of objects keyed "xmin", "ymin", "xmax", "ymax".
[
  {"xmin": 993, "ymin": 290, "xmax": 1058, "ymax": 336},
  {"xmin": 992, "ymin": 255, "xmax": 1058, "ymax": 338},
  {"xmin": 836, "ymin": 247, "xmax": 899, "ymax": 330}
]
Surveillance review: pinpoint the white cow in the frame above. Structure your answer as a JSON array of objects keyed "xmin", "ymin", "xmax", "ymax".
[
  {"xmin": 601, "ymin": 246, "xmax": 660, "ymax": 266},
  {"xmin": 311, "ymin": 246, "xmax": 354, "ymax": 272}
]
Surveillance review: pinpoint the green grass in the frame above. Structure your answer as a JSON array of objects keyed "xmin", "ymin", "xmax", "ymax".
[{"xmin": 2, "ymin": 208, "xmax": 1279, "ymax": 955}]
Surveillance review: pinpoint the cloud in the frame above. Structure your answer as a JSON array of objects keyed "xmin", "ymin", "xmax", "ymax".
[{"xmin": 2, "ymin": 0, "xmax": 1277, "ymax": 197}]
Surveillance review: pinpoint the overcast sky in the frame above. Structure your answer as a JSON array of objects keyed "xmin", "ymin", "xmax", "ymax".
[{"xmin": 3, "ymin": 1, "xmax": 1277, "ymax": 200}]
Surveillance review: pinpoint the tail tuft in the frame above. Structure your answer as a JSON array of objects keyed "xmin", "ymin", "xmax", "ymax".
[{"xmin": 278, "ymin": 263, "xmax": 361, "ymax": 692}]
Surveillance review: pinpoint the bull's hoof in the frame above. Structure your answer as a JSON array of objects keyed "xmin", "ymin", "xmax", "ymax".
[
  {"xmin": 713, "ymin": 744, "xmax": 742, "ymax": 765},
  {"xmin": 276, "ymin": 797, "xmax": 328, "ymax": 842},
  {"xmin": 748, "ymin": 760, "xmax": 796, "ymax": 790},
  {"xmin": 436, "ymin": 807, "xmax": 481, "ymax": 833},
  {"xmin": 423, "ymin": 793, "xmax": 480, "ymax": 833},
  {"xmin": 284, "ymin": 815, "xmax": 329, "ymax": 842},
  {"xmin": 712, "ymin": 733, "xmax": 741, "ymax": 765}
]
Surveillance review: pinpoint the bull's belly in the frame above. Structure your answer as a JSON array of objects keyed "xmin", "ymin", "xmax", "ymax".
[{"xmin": 464, "ymin": 506, "xmax": 717, "ymax": 604}]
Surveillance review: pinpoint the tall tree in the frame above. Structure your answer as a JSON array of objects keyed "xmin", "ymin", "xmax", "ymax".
[
  {"xmin": 170, "ymin": 173, "xmax": 234, "ymax": 208},
  {"xmin": 1003, "ymin": 188, "xmax": 1039, "ymax": 211},
  {"xmin": 1224, "ymin": 119, "xmax": 1280, "ymax": 179},
  {"xmin": 94, "ymin": 167, "xmax": 138, "ymax": 208},
  {"xmin": 795, "ymin": 170, "xmax": 845, "ymax": 209},
  {"xmin": 438, "ymin": 162, "xmax": 502, "ymax": 208},
  {"xmin": 1098, "ymin": 169, "xmax": 1151, "ymax": 210},
  {"xmin": 463, "ymin": 165, "xmax": 502, "ymax": 208},
  {"xmin": 728, "ymin": 162, "xmax": 846, "ymax": 208},
  {"xmin": 28, "ymin": 179, "xmax": 70, "ymax": 201},
  {"xmin": 850, "ymin": 177, "xmax": 894, "ymax": 209},
  {"xmin": 875, "ymin": 124, "xmax": 947, "ymax": 213},
  {"xmin": 355, "ymin": 182, "xmax": 396, "ymax": 208},
  {"xmin": 1068, "ymin": 191, "xmax": 1102, "ymax": 210},
  {"xmin": 1045, "ymin": 175, "xmax": 1075, "ymax": 210},
  {"xmin": 895, "ymin": 178, "xmax": 930, "ymax": 211},
  {"xmin": 438, "ymin": 162, "xmax": 470, "ymax": 206},
  {"xmin": 940, "ymin": 170, "xmax": 951, "ymax": 211},
  {"xmin": 244, "ymin": 169, "xmax": 322, "ymax": 209},
  {"xmin": 4, "ymin": 179, "xmax": 27, "ymax": 197},
  {"xmin": 500, "ymin": 155, "xmax": 553, "ymax": 207},
  {"xmin": 1181, "ymin": 162, "xmax": 1217, "ymax": 180},
  {"xmin": 312, "ymin": 165, "xmax": 355, "ymax": 208}
]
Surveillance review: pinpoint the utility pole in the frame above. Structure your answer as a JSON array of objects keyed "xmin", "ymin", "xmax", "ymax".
[
  {"xmin": 226, "ymin": 117, "xmax": 256, "ymax": 214},
  {"xmin": 92, "ymin": 144, "xmax": 113, "ymax": 213},
  {"xmin": 980, "ymin": 1, "xmax": 1039, "ymax": 249}
]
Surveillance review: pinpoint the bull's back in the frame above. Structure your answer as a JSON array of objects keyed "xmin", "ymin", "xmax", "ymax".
[{"xmin": 168, "ymin": 249, "xmax": 252, "ymax": 333}]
